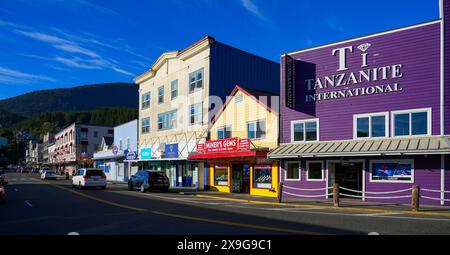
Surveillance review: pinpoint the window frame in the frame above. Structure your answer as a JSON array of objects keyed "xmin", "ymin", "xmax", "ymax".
[
  {"xmin": 353, "ymin": 112, "xmax": 389, "ymax": 140},
  {"xmin": 290, "ymin": 118, "xmax": 319, "ymax": 143},
  {"xmin": 284, "ymin": 161, "xmax": 301, "ymax": 181},
  {"xmin": 189, "ymin": 102, "xmax": 203, "ymax": 125},
  {"xmin": 306, "ymin": 160, "xmax": 324, "ymax": 181},
  {"xmin": 141, "ymin": 117, "xmax": 150, "ymax": 134},
  {"xmin": 391, "ymin": 108, "xmax": 432, "ymax": 138},
  {"xmin": 157, "ymin": 110, "xmax": 177, "ymax": 131},
  {"xmin": 170, "ymin": 80, "xmax": 178, "ymax": 100},
  {"xmin": 188, "ymin": 68, "xmax": 204, "ymax": 93},
  {"xmin": 247, "ymin": 119, "xmax": 266, "ymax": 140},
  {"xmin": 217, "ymin": 125, "xmax": 232, "ymax": 139},
  {"xmin": 141, "ymin": 92, "xmax": 151, "ymax": 109},
  {"xmin": 369, "ymin": 159, "xmax": 414, "ymax": 183},
  {"xmin": 158, "ymin": 86, "xmax": 164, "ymax": 104}
]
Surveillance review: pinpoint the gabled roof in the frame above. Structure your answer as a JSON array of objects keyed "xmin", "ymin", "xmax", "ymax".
[
  {"xmin": 100, "ymin": 137, "xmax": 114, "ymax": 150},
  {"xmin": 209, "ymin": 85, "xmax": 278, "ymax": 129}
]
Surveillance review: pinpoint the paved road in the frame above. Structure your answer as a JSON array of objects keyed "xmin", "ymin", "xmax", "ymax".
[{"xmin": 1, "ymin": 173, "xmax": 450, "ymax": 235}]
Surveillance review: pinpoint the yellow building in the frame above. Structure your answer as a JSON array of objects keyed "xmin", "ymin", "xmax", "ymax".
[{"xmin": 189, "ymin": 86, "xmax": 279, "ymax": 197}]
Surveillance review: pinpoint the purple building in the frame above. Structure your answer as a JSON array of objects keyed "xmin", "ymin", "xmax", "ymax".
[{"xmin": 269, "ymin": 0, "xmax": 450, "ymax": 206}]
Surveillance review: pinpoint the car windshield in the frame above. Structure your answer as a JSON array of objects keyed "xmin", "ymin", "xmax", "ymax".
[{"xmin": 86, "ymin": 170, "xmax": 104, "ymax": 177}]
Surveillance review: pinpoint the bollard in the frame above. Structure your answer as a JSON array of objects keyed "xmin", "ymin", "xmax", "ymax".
[
  {"xmin": 278, "ymin": 182, "xmax": 283, "ymax": 203},
  {"xmin": 333, "ymin": 183, "xmax": 340, "ymax": 207},
  {"xmin": 411, "ymin": 185, "xmax": 420, "ymax": 211}
]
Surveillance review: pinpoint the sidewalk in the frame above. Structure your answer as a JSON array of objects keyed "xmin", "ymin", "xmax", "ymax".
[{"xmin": 185, "ymin": 190, "xmax": 450, "ymax": 215}]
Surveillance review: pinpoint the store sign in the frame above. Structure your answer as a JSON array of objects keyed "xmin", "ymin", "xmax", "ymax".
[
  {"xmin": 238, "ymin": 138, "xmax": 251, "ymax": 151},
  {"xmin": 125, "ymin": 150, "xmax": 138, "ymax": 160},
  {"xmin": 196, "ymin": 144, "xmax": 205, "ymax": 154},
  {"xmin": 165, "ymin": 143, "xmax": 178, "ymax": 158},
  {"xmin": 302, "ymin": 43, "xmax": 404, "ymax": 102},
  {"xmin": 285, "ymin": 54, "xmax": 295, "ymax": 109},
  {"xmin": 205, "ymin": 137, "xmax": 238, "ymax": 153},
  {"xmin": 140, "ymin": 148, "xmax": 151, "ymax": 160}
]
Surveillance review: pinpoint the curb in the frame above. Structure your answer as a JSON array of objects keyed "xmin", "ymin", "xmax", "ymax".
[{"xmin": 194, "ymin": 194, "xmax": 450, "ymax": 217}]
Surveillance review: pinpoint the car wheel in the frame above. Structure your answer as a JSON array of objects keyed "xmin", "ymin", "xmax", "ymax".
[
  {"xmin": 140, "ymin": 184, "xmax": 146, "ymax": 193},
  {"xmin": 78, "ymin": 182, "xmax": 83, "ymax": 190}
]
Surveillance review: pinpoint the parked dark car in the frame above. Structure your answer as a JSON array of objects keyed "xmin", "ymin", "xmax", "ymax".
[
  {"xmin": 0, "ymin": 181, "xmax": 6, "ymax": 204},
  {"xmin": 0, "ymin": 170, "xmax": 7, "ymax": 186},
  {"xmin": 128, "ymin": 170, "xmax": 170, "ymax": 193}
]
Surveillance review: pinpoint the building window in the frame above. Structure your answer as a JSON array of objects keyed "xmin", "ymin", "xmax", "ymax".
[
  {"xmin": 158, "ymin": 86, "xmax": 164, "ymax": 104},
  {"xmin": 253, "ymin": 165, "xmax": 272, "ymax": 189},
  {"xmin": 171, "ymin": 80, "xmax": 178, "ymax": 100},
  {"xmin": 189, "ymin": 68, "xmax": 203, "ymax": 93},
  {"xmin": 80, "ymin": 131, "xmax": 88, "ymax": 140},
  {"xmin": 234, "ymin": 93, "xmax": 243, "ymax": 103},
  {"xmin": 141, "ymin": 118, "xmax": 150, "ymax": 134},
  {"xmin": 291, "ymin": 119, "xmax": 319, "ymax": 142},
  {"xmin": 217, "ymin": 125, "xmax": 232, "ymax": 139},
  {"xmin": 108, "ymin": 129, "xmax": 113, "ymax": 135},
  {"xmin": 392, "ymin": 108, "xmax": 431, "ymax": 137},
  {"xmin": 119, "ymin": 139, "xmax": 123, "ymax": 150},
  {"xmin": 354, "ymin": 112, "xmax": 388, "ymax": 139},
  {"xmin": 190, "ymin": 102, "xmax": 203, "ymax": 125},
  {"xmin": 142, "ymin": 92, "xmax": 151, "ymax": 109},
  {"xmin": 248, "ymin": 119, "xmax": 266, "ymax": 140},
  {"xmin": 158, "ymin": 110, "xmax": 177, "ymax": 130},
  {"xmin": 214, "ymin": 165, "xmax": 228, "ymax": 186},
  {"xmin": 306, "ymin": 161, "xmax": 324, "ymax": 181},
  {"xmin": 370, "ymin": 159, "xmax": 414, "ymax": 183},
  {"xmin": 285, "ymin": 162, "xmax": 300, "ymax": 181},
  {"xmin": 126, "ymin": 137, "xmax": 130, "ymax": 150}
]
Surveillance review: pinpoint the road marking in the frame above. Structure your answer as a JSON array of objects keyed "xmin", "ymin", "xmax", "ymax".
[
  {"xmin": 195, "ymin": 195, "xmax": 450, "ymax": 218},
  {"xmin": 152, "ymin": 210, "xmax": 327, "ymax": 235},
  {"xmin": 41, "ymin": 181, "xmax": 148, "ymax": 212},
  {"xmin": 368, "ymin": 232, "xmax": 380, "ymax": 235},
  {"xmin": 67, "ymin": 232, "xmax": 80, "ymax": 235},
  {"xmin": 24, "ymin": 200, "xmax": 33, "ymax": 207}
]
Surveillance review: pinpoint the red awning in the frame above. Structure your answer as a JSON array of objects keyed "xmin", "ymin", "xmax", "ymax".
[{"xmin": 188, "ymin": 150, "xmax": 268, "ymax": 160}]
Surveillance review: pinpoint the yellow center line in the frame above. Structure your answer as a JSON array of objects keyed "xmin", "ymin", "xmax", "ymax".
[
  {"xmin": 195, "ymin": 195, "xmax": 450, "ymax": 217},
  {"xmin": 39, "ymin": 179, "xmax": 328, "ymax": 234},
  {"xmin": 41, "ymin": 180, "xmax": 148, "ymax": 212}
]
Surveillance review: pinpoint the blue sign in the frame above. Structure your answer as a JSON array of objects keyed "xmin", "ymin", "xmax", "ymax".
[
  {"xmin": 140, "ymin": 148, "xmax": 152, "ymax": 160},
  {"xmin": 165, "ymin": 143, "xmax": 178, "ymax": 158},
  {"xmin": 125, "ymin": 150, "xmax": 138, "ymax": 160}
]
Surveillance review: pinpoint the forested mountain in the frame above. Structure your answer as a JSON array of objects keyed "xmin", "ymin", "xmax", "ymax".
[{"xmin": 0, "ymin": 82, "xmax": 138, "ymax": 118}]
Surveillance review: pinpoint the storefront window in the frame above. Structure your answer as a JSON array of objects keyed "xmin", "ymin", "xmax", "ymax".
[
  {"xmin": 214, "ymin": 165, "xmax": 228, "ymax": 186},
  {"xmin": 285, "ymin": 162, "xmax": 300, "ymax": 180},
  {"xmin": 253, "ymin": 165, "xmax": 272, "ymax": 189},
  {"xmin": 370, "ymin": 160, "xmax": 413, "ymax": 182},
  {"xmin": 306, "ymin": 161, "xmax": 323, "ymax": 180}
]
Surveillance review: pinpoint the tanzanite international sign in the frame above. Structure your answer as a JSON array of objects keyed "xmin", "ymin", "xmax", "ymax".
[
  {"xmin": 285, "ymin": 54, "xmax": 295, "ymax": 109},
  {"xmin": 165, "ymin": 143, "xmax": 179, "ymax": 158}
]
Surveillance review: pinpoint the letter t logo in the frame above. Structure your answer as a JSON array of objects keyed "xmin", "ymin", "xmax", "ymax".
[{"xmin": 332, "ymin": 46, "xmax": 353, "ymax": 71}]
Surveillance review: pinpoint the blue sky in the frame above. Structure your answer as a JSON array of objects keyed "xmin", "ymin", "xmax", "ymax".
[{"xmin": 0, "ymin": 0, "xmax": 439, "ymax": 100}]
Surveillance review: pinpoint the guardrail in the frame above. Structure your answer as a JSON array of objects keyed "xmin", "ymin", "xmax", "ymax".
[{"xmin": 278, "ymin": 182, "xmax": 449, "ymax": 211}]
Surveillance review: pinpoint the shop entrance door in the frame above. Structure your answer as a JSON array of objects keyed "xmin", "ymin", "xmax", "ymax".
[
  {"xmin": 328, "ymin": 161, "xmax": 363, "ymax": 199},
  {"xmin": 231, "ymin": 164, "xmax": 250, "ymax": 193}
]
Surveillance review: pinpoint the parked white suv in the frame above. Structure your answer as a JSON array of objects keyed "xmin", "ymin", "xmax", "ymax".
[{"xmin": 72, "ymin": 168, "xmax": 107, "ymax": 190}]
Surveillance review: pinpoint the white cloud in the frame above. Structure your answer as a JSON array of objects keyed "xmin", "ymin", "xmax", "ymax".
[
  {"xmin": 0, "ymin": 66, "xmax": 57, "ymax": 84},
  {"xmin": 15, "ymin": 30, "xmax": 99, "ymax": 58},
  {"xmin": 241, "ymin": 0, "xmax": 264, "ymax": 20}
]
